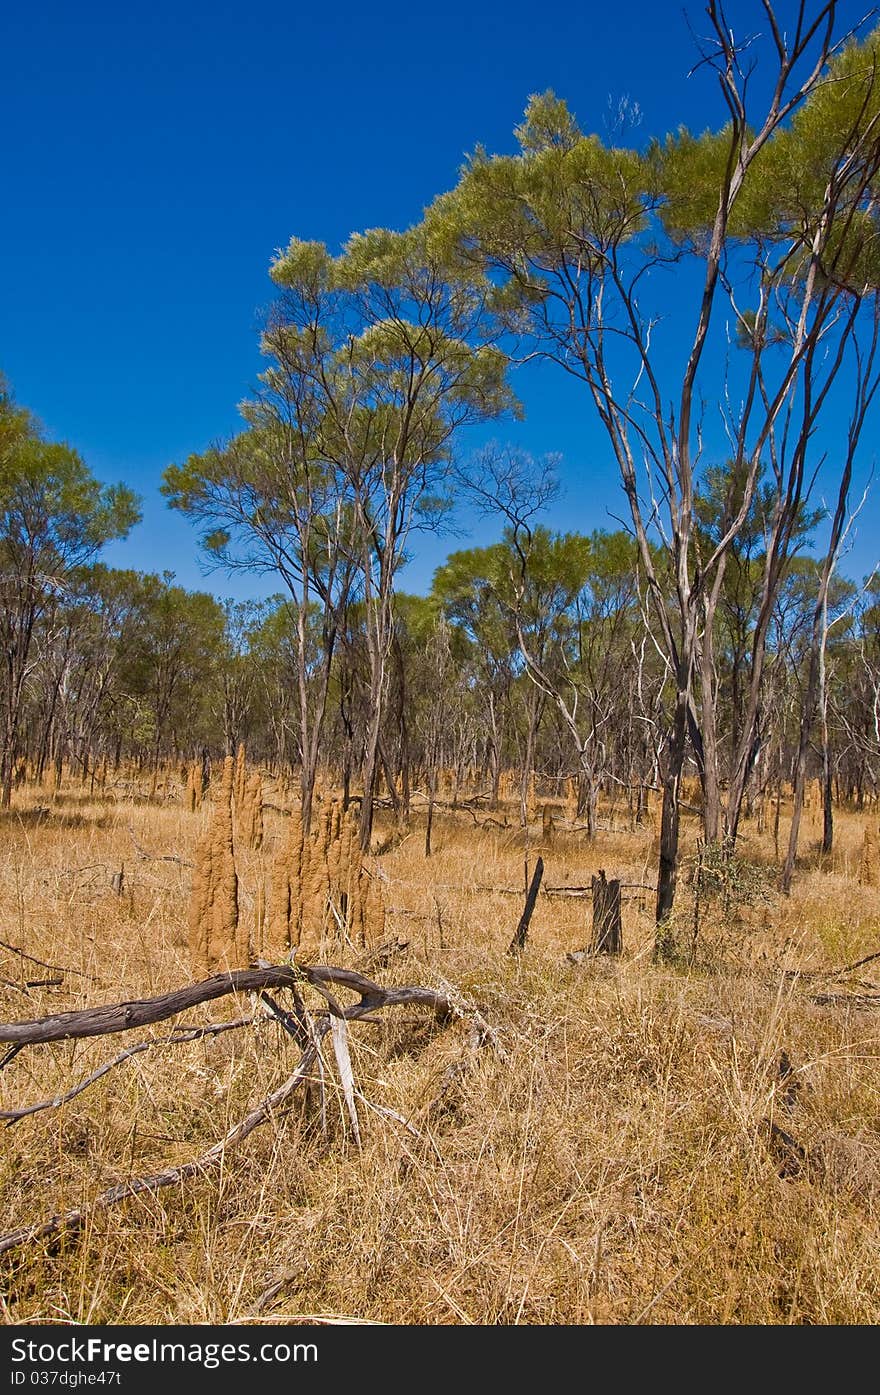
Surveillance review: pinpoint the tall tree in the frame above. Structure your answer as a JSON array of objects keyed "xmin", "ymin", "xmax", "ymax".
[
  {"xmin": 0, "ymin": 383, "xmax": 140, "ymax": 805},
  {"xmin": 268, "ymin": 229, "xmax": 513, "ymax": 847},
  {"xmin": 425, "ymin": 7, "xmax": 880, "ymax": 938},
  {"xmin": 168, "ymin": 228, "xmax": 513, "ymax": 842}
]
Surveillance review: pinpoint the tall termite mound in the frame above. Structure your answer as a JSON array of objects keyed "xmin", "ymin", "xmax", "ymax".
[
  {"xmin": 186, "ymin": 761, "xmax": 204, "ymax": 813},
  {"xmin": 271, "ymin": 796, "xmax": 385, "ymax": 957},
  {"xmin": 498, "ymin": 770, "xmax": 514, "ymax": 807},
  {"xmin": 242, "ymin": 771, "xmax": 264, "ymax": 850},
  {"xmin": 228, "ymin": 744, "xmax": 263, "ymax": 851},
  {"xmin": 330, "ymin": 804, "xmax": 386, "ymax": 948},
  {"xmin": 272, "ymin": 805, "xmax": 307, "ymax": 952},
  {"xmin": 859, "ymin": 824, "xmax": 878, "ymax": 887},
  {"xmin": 188, "ymin": 755, "xmax": 251, "ymax": 976}
]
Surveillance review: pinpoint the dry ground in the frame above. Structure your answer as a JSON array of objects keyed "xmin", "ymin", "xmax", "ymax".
[{"xmin": 0, "ymin": 774, "xmax": 878, "ymax": 1325}]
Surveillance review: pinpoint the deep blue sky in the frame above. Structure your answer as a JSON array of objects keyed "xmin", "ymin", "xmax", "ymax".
[{"xmin": 2, "ymin": 0, "xmax": 877, "ymax": 599}]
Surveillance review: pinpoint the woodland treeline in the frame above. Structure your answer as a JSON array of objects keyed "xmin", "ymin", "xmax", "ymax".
[
  {"xmin": 3, "ymin": 3, "xmax": 880, "ymax": 943},
  {"xmin": 3, "ymin": 406, "xmax": 878, "ymax": 840}
]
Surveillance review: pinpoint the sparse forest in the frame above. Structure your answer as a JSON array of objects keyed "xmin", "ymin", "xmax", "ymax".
[{"xmin": 1, "ymin": 1, "xmax": 880, "ymax": 1327}]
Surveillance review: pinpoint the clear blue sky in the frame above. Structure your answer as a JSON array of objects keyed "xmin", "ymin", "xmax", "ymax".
[{"xmin": 2, "ymin": 0, "xmax": 876, "ymax": 599}]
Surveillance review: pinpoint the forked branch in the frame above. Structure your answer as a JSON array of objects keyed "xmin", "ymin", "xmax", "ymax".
[
  {"xmin": 0, "ymin": 964, "xmax": 454, "ymax": 1047},
  {"xmin": 0, "ymin": 962, "xmax": 473, "ymax": 1258}
]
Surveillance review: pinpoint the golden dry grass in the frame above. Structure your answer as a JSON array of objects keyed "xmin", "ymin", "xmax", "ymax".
[{"xmin": 0, "ymin": 774, "xmax": 878, "ymax": 1325}]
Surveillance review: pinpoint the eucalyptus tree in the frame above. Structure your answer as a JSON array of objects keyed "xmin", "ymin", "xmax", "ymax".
[
  {"xmin": 167, "ymin": 229, "xmax": 510, "ymax": 841},
  {"xmin": 0, "ymin": 382, "xmax": 140, "ymax": 805},
  {"xmin": 245, "ymin": 596, "xmax": 305, "ymax": 774},
  {"xmin": 447, "ymin": 445, "xmax": 659, "ymax": 831},
  {"xmin": 784, "ymin": 547, "xmax": 867, "ymax": 886},
  {"xmin": 120, "ymin": 574, "xmax": 226, "ymax": 773},
  {"xmin": 425, "ymin": 6, "xmax": 880, "ymax": 935},
  {"xmin": 30, "ymin": 564, "xmax": 148, "ymax": 782},
  {"xmin": 431, "ymin": 540, "xmax": 518, "ymax": 803},
  {"xmin": 563, "ymin": 529, "xmax": 650, "ymax": 827},
  {"xmin": 213, "ymin": 598, "xmax": 272, "ymax": 756},
  {"xmin": 163, "ymin": 396, "xmax": 358, "ymax": 829},
  {"xmin": 693, "ymin": 461, "xmax": 822, "ymax": 838},
  {"xmin": 433, "ymin": 531, "xmax": 561, "ymax": 825},
  {"xmin": 383, "ymin": 591, "xmax": 457, "ymax": 822},
  {"xmin": 264, "ymin": 228, "xmax": 512, "ymax": 847},
  {"xmin": 832, "ymin": 575, "xmax": 880, "ymax": 802}
]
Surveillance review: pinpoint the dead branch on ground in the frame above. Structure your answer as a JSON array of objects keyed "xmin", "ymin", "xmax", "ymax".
[
  {"xmin": 0, "ymin": 940, "xmax": 97, "ymax": 984},
  {"xmin": 0, "ymin": 961, "xmax": 491, "ymax": 1259},
  {"xmin": 0, "ymin": 964, "xmax": 454, "ymax": 1047},
  {"xmin": 0, "ymin": 1016, "xmax": 256, "ymax": 1125},
  {"xmin": 127, "ymin": 825, "xmax": 193, "ymax": 868}
]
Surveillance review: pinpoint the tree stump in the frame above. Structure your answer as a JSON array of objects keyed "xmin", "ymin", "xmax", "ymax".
[
  {"xmin": 508, "ymin": 857, "xmax": 544, "ymax": 955},
  {"xmin": 542, "ymin": 804, "xmax": 554, "ymax": 843},
  {"xmin": 591, "ymin": 870, "xmax": 622, "ymax": 955}
]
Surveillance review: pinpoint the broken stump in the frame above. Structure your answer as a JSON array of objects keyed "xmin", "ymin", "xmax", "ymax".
[{"xmin": 591, "ymin": 870, "xmax": 622, "ymax": 955}]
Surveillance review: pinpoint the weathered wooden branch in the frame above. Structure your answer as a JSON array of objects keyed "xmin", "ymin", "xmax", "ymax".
[
  {"xmin": 258, "ymin": 991, "xmax": 312, "ymax": 1051},
  {"xmin": 0, "ymin": 1039, "xmax": 323, "ymax": 1257},
  {"xmin": 0, "ymin": 977, "xmax": 64, "ymax": 995},
  {"xmin": 127, "ymin": 825, "xmax": 193, "ymax": 868},
  {"xmin": 808, "ymin": 992, "xmax": 880, "ymax": 1009},
  {"xmin": 831, "ymin": 947, "xmax": 880, "ymax": 978},
  {"xmin": 0, "ymin": 1017, "xmax": 256, "ymax": 1124},
  {"xmin": 0, "ymin": 964, "xmax": 481, "ymax": 1259},
  {"xmin": 781, "ymin": 945, "xmax": 880, "ymax": 989},
  {"xmin": 386, "ymin": 876, "xmax": 655, "ymax": 899},
  {"xmin": 0, "ymin": 965, "xmax": 454, "ymax": 1047},
  {"xmin": 357, "ymin": 937, "xmax": 410, "ymax": 971}
]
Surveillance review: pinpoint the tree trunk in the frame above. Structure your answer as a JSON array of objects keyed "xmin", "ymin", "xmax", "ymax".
[
  {"xmin": 654, "ymin": 684, "xmax": 689, "ymax": 950},
  {"xmin": 822, "ymin": 758, "xmax": 834, "ymax": 857},
  {"xmin": 358, "ymin": 706, "xmax": 382, "ymax": 852},
  {"xmin": 698, "ymin": 582, "xmax": 724, "ymax": 845}
]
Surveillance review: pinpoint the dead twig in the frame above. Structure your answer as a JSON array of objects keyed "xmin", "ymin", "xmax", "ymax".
[
  {"xmin": 258, "ymin": 990, "xmax": 312, "ymax": 1052},
  {"xmin": 0, "ymin": 977, "xmax": 64, "ymax": 995},
  {"xmin": 0, "ymin": 1038, "xmax": 323, "ymax": 1257},
  {"xmin": 127, "ymin": 825, "xmax": 193, "ymax": 868},
  {"xmin": 830, "ymin": 947, "xmax": 880, "ymax": 978},
  {"xmin": 357, "ymin": 938, "xmax": 410, "ymax": 970},
  {"xmin": 0, "ymin": 939, "xmax": 96, "ymax": 983},
  {"xmin": 763, "ymin": 1119, "xmax": 810, "ymax": 1179},
  {"xmin": 0, "ymin": 1017, "xmax": 256, "ymax": 1124},
  {"xmin": 330, "ymin": 1016, "xmax": 361, "ymax": 1146},
  {"xmin": 0, "ymin": 964, "xmax": 490, "ymax": 1259},
  {"xmin": 808, "ymin": 992, "xmax": 880, "ymax": 1009}
]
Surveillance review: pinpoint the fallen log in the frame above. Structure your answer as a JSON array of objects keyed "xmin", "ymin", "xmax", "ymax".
[
  {"xmin": 0, "ymin": 964, "xmax": 454, "ymax": 1047},
  {"xmin": 0, "ymin": 963, "xmax": 489, "ymax": 1259}
]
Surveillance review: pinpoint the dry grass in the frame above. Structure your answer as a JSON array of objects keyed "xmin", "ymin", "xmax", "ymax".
[{"xmin": 0, "ymin": 775, "xmax": 878, "ymax": 1325}]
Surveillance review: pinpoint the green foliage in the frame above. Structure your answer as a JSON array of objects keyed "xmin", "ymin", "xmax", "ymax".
[
  {"xmin": 269, "ymin": 238, "xmax": 332, "ymax": 293},
  {"xmin": 514, "ymin": 91, "xmax": 582, "ymax": 155},
  {"xmin": 426, "ymin": 105, "xmax": 652, "ymax": 319},
  {"xmin": 0, "ymin": 390, "xmax": 141, "ymax": 575}
]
